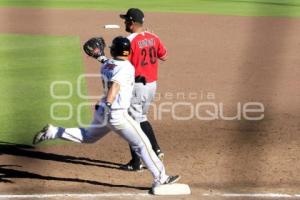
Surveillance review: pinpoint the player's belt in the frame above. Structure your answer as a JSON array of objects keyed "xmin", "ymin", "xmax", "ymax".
[{"xmin": 135, "ymin": 75, "xmax": 146, "ymax": 85}]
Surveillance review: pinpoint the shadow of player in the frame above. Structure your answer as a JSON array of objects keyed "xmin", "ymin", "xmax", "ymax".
[
  {"xmin": 0, "ymin": 165, "xmax": 149, "ymax": 190},
  {"xmin": 0, "ymin": 141, "xmax": 121, "ymax": 170},
  {"xmin": 0, "ymin": 141, "xmax": 149, "ymax": 190}
]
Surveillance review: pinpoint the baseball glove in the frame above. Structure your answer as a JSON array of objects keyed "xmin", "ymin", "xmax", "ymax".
[{"xmin": 83, "ymin": 37, "xmax": 106, "ymax": 59}]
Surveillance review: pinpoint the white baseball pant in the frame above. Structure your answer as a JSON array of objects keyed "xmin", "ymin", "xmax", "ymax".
[
  {"xmin": 128, "ymin": 81, "xmax": 157, "ymax": 123},
  {"xmin": 47, "ymin": 107, "xmax": 168, "ymax": 186}
]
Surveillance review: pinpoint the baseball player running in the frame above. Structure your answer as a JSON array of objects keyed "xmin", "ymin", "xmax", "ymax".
[
  {"xmin": 32, "ymin": 36, "xmax": 180, "ymax": 188},
  {"xmin": 119, "ymin": 8, "xmax": 167, "ymax": 171}
]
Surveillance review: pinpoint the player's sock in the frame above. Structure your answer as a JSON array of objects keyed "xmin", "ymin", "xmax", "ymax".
[
  {"xmin": 140, "ymin": 121, "xmax": 160, "ymax": 152},
  {"xmin": 130, "ymin": 145, "xmax": 141, "ymax": 164},
  {"xmin": 56, "ymin": 127, "xmax": 87, "ymax": 143},
  {"xmin": 42, "ymin": 125, "xmax": 58, "ymax": 140}
]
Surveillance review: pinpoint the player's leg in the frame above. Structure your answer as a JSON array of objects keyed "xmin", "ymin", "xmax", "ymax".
[
  {"xmin": 112, "ymin": 111, "xmax": 175, "ymax": 186},
  {"xmin": 124, "ymin": 82, "xmax": 163, "ymax": 170},
  {"xmin": 124, "ymin": 146, "xmax": 143, "ymax": 171},
  {"xmin": 140, "ymin": 121, "xmax": 161, "ymax": 155},
  {"xmin": 33, "ymin": 109, "xmax": 110, "ymax": 144},
  {"xmin": 139, "ymin": 82, "xmax": 163, "ymax": 158},
  {"xmin": 123, "ymin": 83, "xmax": 145, "ymax": 170}
]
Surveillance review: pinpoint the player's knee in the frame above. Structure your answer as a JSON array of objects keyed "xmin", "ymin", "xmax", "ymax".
[{"xmin": 80, "ymin": 128, "xmax": 98, "ymax": 144}]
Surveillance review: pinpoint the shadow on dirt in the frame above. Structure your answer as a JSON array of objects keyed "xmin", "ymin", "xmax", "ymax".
[
  {"xmin": 0, "ymin": 165, "xmax": 149, "ymax": 190},
  {"xmin": 0, "ymin": 141, "xmax": 120, "ymax": 169},
  {"xmin": 0, "ymin": 141, "xmax": 149, "ymax": 190},
  {"xmin": 228, "ymin": 0, "xmax": 294, "ymax": 188}
]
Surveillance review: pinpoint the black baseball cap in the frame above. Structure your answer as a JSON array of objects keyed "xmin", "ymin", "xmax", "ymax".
[{"xmin": 120, "ymin": 8, "xmax": 144, "ymax": 24}]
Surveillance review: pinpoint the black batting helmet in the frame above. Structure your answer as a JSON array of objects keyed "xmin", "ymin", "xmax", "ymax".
[{"xmin": 110, "ymin": 36, "xmax": 131, "ymax": 57}]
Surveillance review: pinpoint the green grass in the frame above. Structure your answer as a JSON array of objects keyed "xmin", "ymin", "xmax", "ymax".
[
  {"xmin": 0, "ymin": 0, "xmax": 300, "ymax": 17},
  {"xmin": 0, "ymin": 34, "xmax": 91, "ymax": 145}
]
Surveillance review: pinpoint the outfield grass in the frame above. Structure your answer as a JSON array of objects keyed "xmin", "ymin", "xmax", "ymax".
[
  {"xmin": 0, "ymin": 0, "xmax": 300, "ymax": 17},
  {"xmin": 0, "ymin": 34, "xmax": 91, "ymax": 145}
]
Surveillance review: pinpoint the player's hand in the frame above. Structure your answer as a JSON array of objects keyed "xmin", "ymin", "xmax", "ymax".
[
  {"xmin": 104, "ymin": 102, "xmax": 112, "ymax": 115},
  {"xmin": 98, "ymin": 102, "xmax": 111, "ymax": 115},
  {"xmin": 97, "ymin": 55, "xmax": 108, "ymax": 63}
]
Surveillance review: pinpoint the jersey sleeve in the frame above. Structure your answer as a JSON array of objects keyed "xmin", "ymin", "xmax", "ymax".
[
  {"xmin": 156, "ymin": 37, "xmax": 167, "ymax": 59},
  {"xmin": 128, "ymin": 49, "xmax": 133, "ymax": 62},
  {"xmin": 127, "ymin": 33, "xmax": 137, "ymax": 63},
  {"xmin": 128, "ymin": 40, "xmax": 136, "ymax": 63}
]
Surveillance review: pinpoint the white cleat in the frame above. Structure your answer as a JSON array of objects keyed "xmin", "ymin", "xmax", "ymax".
[
  {"xmin": 152, "ymin": 175, "xmax": 181, "ymax": 188},
  {"xmin": 152, "ymin": 176, "xmax": 191, "ymax": 196},
  {"xmin": 32, "ymin": 124, "xmax": 53, "ymax": 145},
  {"xmin": 163, "ymin": 175, "xmax": 181, "ymax": 185}
]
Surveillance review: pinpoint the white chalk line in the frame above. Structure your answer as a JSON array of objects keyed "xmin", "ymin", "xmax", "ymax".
[
  {"xmin": 202, "ymin": 193, "xmax": 300, "ymax": 198},
  {"xmin": 0, "ymin": 192, "xmax": 150, "ymax": 199},
  {"xmin": 2, "ymin": 192, "xmax": 300, "ymax": 199}
]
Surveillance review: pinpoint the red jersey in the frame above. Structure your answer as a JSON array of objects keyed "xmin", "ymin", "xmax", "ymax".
[{"xmin": 127, "ymin": 31, "xmax": 167, "ymax": 83}]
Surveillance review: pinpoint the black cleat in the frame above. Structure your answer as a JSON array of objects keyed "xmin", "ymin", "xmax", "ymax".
[{"xmin": 120, "ymin": 160, "xmax": 143, "ymax": 172}]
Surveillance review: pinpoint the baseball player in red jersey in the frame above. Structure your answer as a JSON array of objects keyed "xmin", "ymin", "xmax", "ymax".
[{"xmin": 119, "ymin": 8, "xmax": 167, "ymax": 171}]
